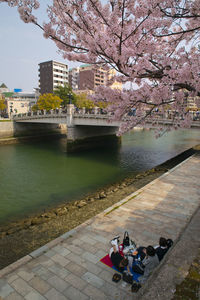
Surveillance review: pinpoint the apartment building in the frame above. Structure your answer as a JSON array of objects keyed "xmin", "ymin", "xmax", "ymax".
[
  {"xmin": 185, "ymin": 95, "xmax": 198, "ymax": 110},
  {"xmin": 69, "ymin": 67, "xmax": 80, "ymax": 90},
  {"xmin": 79, "ymin": 64, "xmax": 108, "ymax": 90},
  {"xmin": 39, "ymin": 61, "xmax": 68, "ymax": 94},
  {"xmin": 69, "ymin": 64, "xmax": 122, "ymax": 93}
]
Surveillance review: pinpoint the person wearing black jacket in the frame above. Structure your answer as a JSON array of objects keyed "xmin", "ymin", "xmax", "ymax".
[{"xmin": 154, "ymin": 237, "xmax": 170, "ymax": 261}]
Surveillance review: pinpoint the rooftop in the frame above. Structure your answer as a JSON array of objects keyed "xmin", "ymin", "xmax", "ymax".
[{"xmin": 0, "ymin": 83, "xmax": 7, "ymax": 88}]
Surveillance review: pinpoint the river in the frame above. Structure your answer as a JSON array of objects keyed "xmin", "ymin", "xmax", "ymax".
[{"xmin": 0, "ymin": 128, "xmax": 199, "ymax": 225}]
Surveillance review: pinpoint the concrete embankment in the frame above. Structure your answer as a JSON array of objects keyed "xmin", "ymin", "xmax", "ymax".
[{"xmin": 0, "ymin": 121, "xmax": 67, "ymax": 144}]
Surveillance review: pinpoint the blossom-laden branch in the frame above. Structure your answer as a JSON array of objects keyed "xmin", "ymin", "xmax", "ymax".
[{"xmin": 1, "ymin": 0, "xmax": 200, "ymax": 134}]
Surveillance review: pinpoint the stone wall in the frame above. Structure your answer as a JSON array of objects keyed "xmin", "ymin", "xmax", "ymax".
[
  {"xmin": 0, "ymin": 121, "xmax": 14, "ymax": 138},
  {"xmin": 0, "ymin": 121, "xmax": 67, "ymax": 139}
]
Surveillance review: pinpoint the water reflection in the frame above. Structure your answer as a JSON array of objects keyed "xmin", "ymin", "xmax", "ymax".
[{"xmin": 0, "ymin": 128, "xmax": 199, "ymax": 224}]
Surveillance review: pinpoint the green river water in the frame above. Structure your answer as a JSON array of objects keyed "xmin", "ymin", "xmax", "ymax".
[{"xmin": 0, "ymin": 129, "xmax": 199, "ymax": 225}]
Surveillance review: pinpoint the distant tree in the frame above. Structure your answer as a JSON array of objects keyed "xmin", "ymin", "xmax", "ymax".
[
  {"xmin": 36, "ymin": 93, "xmax": 62, "ymax": 111},
  {"xmin": 0, "ymin": 95, "xmax": 6, "ymax": 111},
  {"xmin": 75, "ymin": 93, "xmax": 95, "ymax": 109},
  {"xmin": 31, "ymin": 104, "xmax": 38, "ymax": 112},
  {"xmin": 97, "ymin": 100, "xmax": 108, "ymax": 110},
  {"xmin": 54, "ymin": 84, "xmax": 77, "ymax": 107}
]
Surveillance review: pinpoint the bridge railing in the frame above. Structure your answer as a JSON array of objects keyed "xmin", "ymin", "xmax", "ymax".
[
  {"xmin": 12, "ymin": 107, "xmax": 200, "ymax": 128},
  {"xmin": 12, "ymin": 106, "xmax": 110, "ymax": 120},
  {"xmin": 12, "ymin": 108, "xmax": 68, "ymax": 120}
]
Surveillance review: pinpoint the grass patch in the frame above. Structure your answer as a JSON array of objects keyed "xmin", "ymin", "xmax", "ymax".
[
  {"xmin": 172, "ymin": 249, "xmax": 200, "ymax": 300},
  {"xmin": 104, "ymin": 192, "xmax": 141, "ymax": 216}
]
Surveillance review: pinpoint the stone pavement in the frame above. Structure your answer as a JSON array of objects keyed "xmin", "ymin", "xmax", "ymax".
[{"xmin": 0, "ymin": 154, "xmax": 199, "ymax": 300}]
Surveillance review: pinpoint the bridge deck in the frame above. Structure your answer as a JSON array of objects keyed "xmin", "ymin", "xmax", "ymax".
[{"xmin": 13, "ymin": 112, "xmax": 200, "ymax": 128}]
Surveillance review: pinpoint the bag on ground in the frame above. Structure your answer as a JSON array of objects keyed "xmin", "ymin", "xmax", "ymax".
[
  {"xmin": 112, "ymin": 273, "xmax": 121, "ymax": 282},
  {"xmin": 132, "ymin": 263, "xmax": 145, "ymax": 275},
  {"xmin": 131, "ymin": 282, "xmax": 142, "ymax": 293},
  {"xmin": 122, "ymin": 271, "xmax": 133, "ymax": 284},
  {"xmin": 123, "ymin": 231, "xmax": 130, "ymax": 247},
  {"xmin": 167, "ymin": 239, "xmax": 173, "ymax": 248}
]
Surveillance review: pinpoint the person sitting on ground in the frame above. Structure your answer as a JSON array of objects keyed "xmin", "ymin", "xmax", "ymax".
[
  {"xmin": 127, "ymin": 246, "xmax": 147, "ymax": 273},
  {"xmin": 109, "ymin": 237, "xmax": 129, "ymax": 273},
  {"xmin": 131, "ymin": 246, "xmax": 147, "ymax": 261},
  {"xmin": 154, "ymin": 237, "xmax": 169, "ymax": 262},
  {"xmin": 132, "ymin": 237, "xmax": 173, "ymax": 263},
  {"xmin": 131, "ymin": 246, "xmax": 160, "ymax": 292},
  {"xmin": 132, "ymin": 245, "xmax": 159, "ymax": 284}
]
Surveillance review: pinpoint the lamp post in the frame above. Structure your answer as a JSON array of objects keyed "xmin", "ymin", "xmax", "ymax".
[
  {"xmin": 68, "ymin": 92, "xmax": 72, "ymax": 105},
  {"xmin": 10, "ymin": 104, "xmax": 13, "ymax": 118}
]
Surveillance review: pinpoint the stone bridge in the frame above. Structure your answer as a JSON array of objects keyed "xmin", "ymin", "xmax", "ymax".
[
  {"xmin": 13, "ymin": 104, "xmax": 120, "ymax": 151},
  {"xmin": 13, "ymin": 104, "xmax": 200, "ymax": 151}
]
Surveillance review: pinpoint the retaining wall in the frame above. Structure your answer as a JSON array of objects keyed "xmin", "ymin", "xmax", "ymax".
[{"xmin": 0, "ymin": 121, "xmax": 67, "ymax": 139}]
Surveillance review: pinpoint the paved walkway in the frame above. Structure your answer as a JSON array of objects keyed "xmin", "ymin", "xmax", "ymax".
[{"xmin": 0, "ymin": 154, "xmax": 199, "ymax": 300}]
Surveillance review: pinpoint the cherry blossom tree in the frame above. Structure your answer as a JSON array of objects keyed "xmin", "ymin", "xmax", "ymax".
[{"xmin": 1, "ymin": 0, "xmax": 200, "ymax": 134}]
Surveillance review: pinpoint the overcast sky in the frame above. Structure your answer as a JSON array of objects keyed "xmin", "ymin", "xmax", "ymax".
[{"xmin": 0, "ymin": 2, "xmax": 80, "ymax": 92}]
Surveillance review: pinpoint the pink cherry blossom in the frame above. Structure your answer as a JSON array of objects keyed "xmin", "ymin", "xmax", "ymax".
[{"xmin": 1, "ymin": 0, "xmax": 200, "ymax": 134}]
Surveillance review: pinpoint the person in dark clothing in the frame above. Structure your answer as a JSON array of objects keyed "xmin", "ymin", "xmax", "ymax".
[
  {"xmin": 109, "ymin": 238, "xmax": 129, "ymax": 272},
  {"xmin": 131, "ymin": 245, "xmax": 160, "ymax": 293},
  {"xmin": 131, "ymin": 246, "xmax": 147, "ymax": 261},
  {"xmin": 111, "ymin": 252, "xmax": 129, "ymax": 272},
  {"xmin": 132, "ymin": 245, "xmax": 159, "ymax": 284},
  {"xmin": 154, "ymin": 237, "xmax": 169, "ymax": 261},
  {"xmin": 130, "ymin": 237, "xmax": 173, "ymax": 265}
]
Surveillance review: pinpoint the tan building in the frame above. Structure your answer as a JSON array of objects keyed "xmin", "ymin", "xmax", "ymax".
[
  {"xmin": 5, "ymin": 92, "xmax": 37, "ymax": 118},
  {"xmin": 187, "ymin": 96, "xmax": 198, "ymax": 110},
  {"xmin": 75, "ymin": 89, "xmax": 94, "ymax": 95},
  {"xmin": 107, "ymin": 68, "xmax": 123, "ymax": 90},
  {"xmin": 69, "ymin": 64, "xmax": 122, "ymax": 91}
]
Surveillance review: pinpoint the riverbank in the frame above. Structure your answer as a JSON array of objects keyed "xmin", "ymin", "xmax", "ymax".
[{"xmin": 0, "ymin": 146, "xmax": 199, "ymax": 270}]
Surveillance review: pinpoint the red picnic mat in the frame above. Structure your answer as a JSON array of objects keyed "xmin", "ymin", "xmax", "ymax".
[
  {"xmin": 100, "ymin": 245, "xmax": 141, "ymax": 282},
  {"xmin": 100, "ymin": 244, "xmax": 124, "ymax": 268},
  {"xmin": 100, "ymin": 253, "xmax": 113, "ymax": 267}
]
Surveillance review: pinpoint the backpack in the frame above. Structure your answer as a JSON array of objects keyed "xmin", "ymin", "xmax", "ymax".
[
  {"xmin": 112, "ymin": 273, "xmax": 121, "ymax": 282},
  {"xmin": 122, "ymin": 271, "xmax": 133, "ymax": 284},
  {"xmin": 123, "ymin": 231, "xmax": 130, "ymax": 247},
  {"xmin": 167, "ymin": 239, "xmax": 173, "ymax": 248},
  {"xmin": 131, "ymin": 282, "xmax": 142, "ymax": 293}
]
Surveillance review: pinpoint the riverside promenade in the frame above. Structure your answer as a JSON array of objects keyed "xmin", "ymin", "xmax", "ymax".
[{"xmin": 0, "ymin": 154, "xmax": 200, "ymax": 300}]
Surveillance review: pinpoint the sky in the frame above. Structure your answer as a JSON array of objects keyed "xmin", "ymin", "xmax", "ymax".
[{"xmin": 0, "ymin": 2, "xmax": 80, "ymax": 92}]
